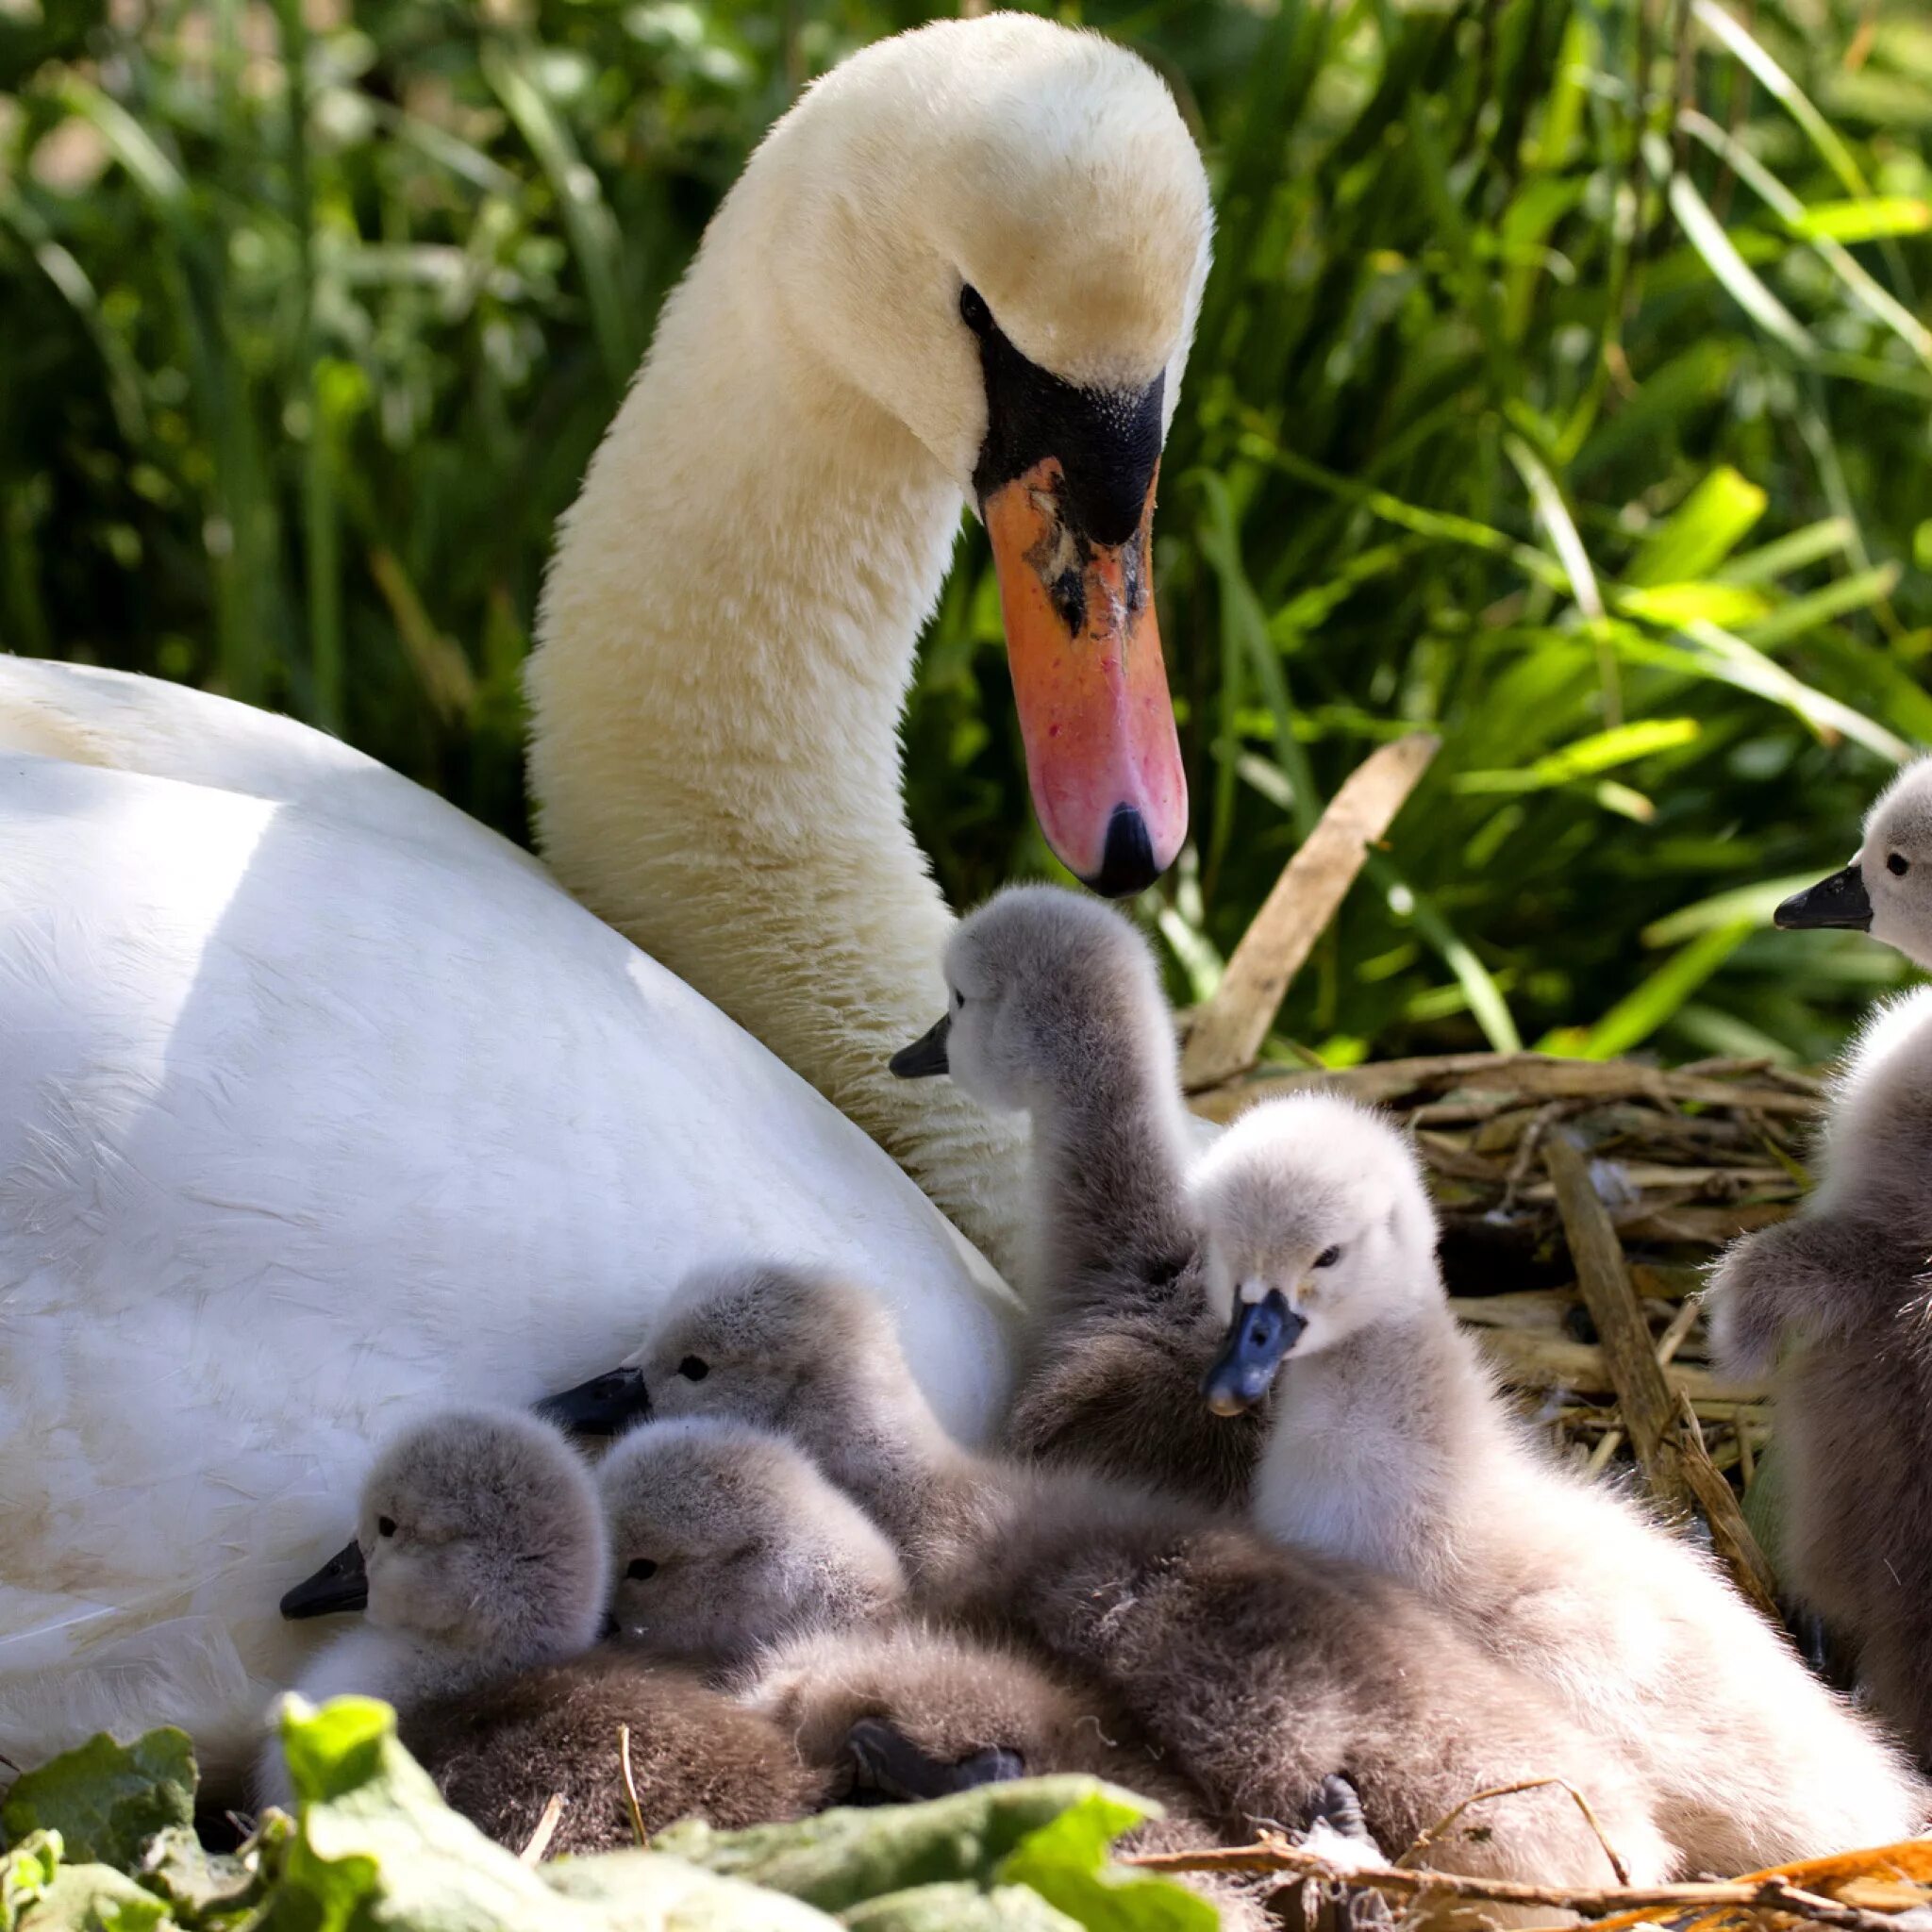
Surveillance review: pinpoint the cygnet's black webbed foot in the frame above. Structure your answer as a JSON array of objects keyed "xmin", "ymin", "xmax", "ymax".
[
  {"xmin": 1296, "ymin": 1774, "xmax": 1393, "ymax": 1930},
  {"xmin": 839, "ymin": 1718, "xmax": 1026, "ymax": 1806},
  {"xmin": 1310, "ymin": 1774, "xmax": 1373, "ymax": 1847}
]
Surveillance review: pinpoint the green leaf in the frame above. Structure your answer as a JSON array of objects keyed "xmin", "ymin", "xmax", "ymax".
[
  {"xmin": 543, "ymin": 1850, "xmax": 843, "ymax": 1930},
  {"xmin": 840, "ymin": 1883, "xmax": 1084, "ymax": 1931},
  {"xmin": 132, "ymin": 1829, "xmax": 262, "ymax": 1924},
  {"xmin": 1582, "ymin": 922, "xmax": 1757, "ymax": 1058},
  {"xmin": 1790, "ymin": 197, "xmax": 1932, "ymax": 242},
  {"xmin": 1, "ymin": 1733, "xmax": 195, "ymax": 1872},
  {"xmin": 1625, "ymin": 468, "xmax": 1768, "ymax": 587},
  {"xmin": 1617, "ymin": 583, "xmax": 1771, "ymax": 628},
  {"xmin": 263, "ymin": 1696, "xmax": 603, "ymax": 1932},
  {"xmin": 995, "ymin": 1794, "xmax": 1216, "ymax": 1932},
  {"xmin": 1, "ymin": 1832, "xmax": 63, "ymax": 1931},
  {"xmin": 657, "ymin": 1780, "xmax": 1154, "ymax": 1917},
  {"xmin": 13, "ymin": 1856, "xmax": 177, "ymax": 1932},
  {"xmin": 1667, "ymin": 173, "xmax": 1815, "ymax": 357},
  {"xmin": 1456, "ymin": 719, "xmax": 1703, "ymax": 795}
]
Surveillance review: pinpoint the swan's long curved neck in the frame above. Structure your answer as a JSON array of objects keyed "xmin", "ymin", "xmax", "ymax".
[{"xmin": 527, "ymin": 195, "xmax": 1027, "ymax": 1275}]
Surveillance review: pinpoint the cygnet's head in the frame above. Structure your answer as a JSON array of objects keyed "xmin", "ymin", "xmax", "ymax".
[
  {"xmin": 1189, "ymin": 1095, "xmax": 1441, "ymax": 1415},
  {"xmin": 888, "ymin": 884, "xmax": 1174, "ymax": 1110},
  {"xmin": 634, "ymin": 1264, "xmax": 906, "ymax": 1459},
  {"xmin": 742, "ymin": 17, "xmax": 1211, "ymax": 891},
  {"xmin": 356, "ymin": 1407, "xmax": 609, "ymax": 1668},
  {"xmin": 1776, "ymin": 756, "xmax": 1932, "ymax": 969},
  {"xmin": 599, "ymin": 1416, "xmax": 905, "ymax": 1667}
]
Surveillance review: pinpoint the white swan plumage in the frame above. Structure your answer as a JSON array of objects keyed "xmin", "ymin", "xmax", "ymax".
[{"xmin": 0, "ymin": 13, "xmax": 1212, "ymax": 1774}]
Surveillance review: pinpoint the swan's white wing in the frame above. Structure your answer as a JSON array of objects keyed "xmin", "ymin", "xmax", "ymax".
[
  {"xmin": 0, "ymin": 752, "xmax": 1017, "ymax": 1773},
  {"xmin": 0, "ymin": 657, "xmax": 547, "ymax": 882}
]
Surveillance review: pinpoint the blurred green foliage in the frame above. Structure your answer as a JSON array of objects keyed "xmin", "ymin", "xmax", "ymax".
[{"xmin": 2, "ymin": 0, "xmax": 1930, "ymax": 1065}]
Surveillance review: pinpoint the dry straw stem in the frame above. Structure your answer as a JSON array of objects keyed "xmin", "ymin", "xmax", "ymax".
[
  {"xmin": 1544, "ymin": 1133, "xmax": 1780, "ymax": 1617},
  {"xmin": 1125, "ymin": 1836, "xmax": 1932, "ymax": 1932},
  {"xmin": 617, "ymin": 1723, "xmax": 648, "ymax": 1848},
  {"xmin": 1180, "ymin": 732, "xmax": 1441, "ymax": 1093},
  {"xmin": 518, "ymin": 1791, "xmax": 565, "ymax": 1864}
]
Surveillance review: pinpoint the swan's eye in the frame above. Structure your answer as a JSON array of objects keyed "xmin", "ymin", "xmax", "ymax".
[
  {"xmin": 376, "ymin": 1515, "xmax": 397, "ymax": 1538},
  {"xmin": 958, "ymin": 284, "xmax": 992, "ymax": 336},
  {"xmin": 1889, "ymin": 853, "xmax": 1909, "ymax": 876},
  {"xmin": 625, "ymin": 1557, "xmax": 658, "ymax": 1581},
  {"xmin": 1313, "ymin": 1246, "xmax": 1342, "ymax": 1269},
  {"xmin": 677, "ymin": 1356, "xmax": 709, "ymax": 1382}
]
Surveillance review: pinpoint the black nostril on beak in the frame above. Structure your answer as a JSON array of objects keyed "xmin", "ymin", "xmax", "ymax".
[{"xmin": 1084, "ymin": 805, "xmax": 1158, "ymax": 900}]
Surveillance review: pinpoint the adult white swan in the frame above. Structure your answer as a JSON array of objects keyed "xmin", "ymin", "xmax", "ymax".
[{"xmin": 0, "ymin": 16, "xmax": 1211, "ymax": 1771}]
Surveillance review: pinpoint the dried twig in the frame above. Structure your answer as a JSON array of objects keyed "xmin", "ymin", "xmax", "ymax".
[
  {"xmin": 1180, "ymin": 733, "xmax": 1440, "ymax": 1092},
  {"xmin": 1397, "ymin": 1777, "xmax": 1632, "ymax": 1887},
  {"xmin": 519, "ymin": 1792, "xmax": 566, "ymax": 1864},
  {"xmin": 618, "ymin": 1723, "xmax": 648, "ymax": 1848},
  {"xmin": 1124, "ymin": 1843, "xmax": 1925, "ymax": 1932},
  {"xmin": 1546, "ymin": 1134, "xmax": 1781, "ymax": 1618}
]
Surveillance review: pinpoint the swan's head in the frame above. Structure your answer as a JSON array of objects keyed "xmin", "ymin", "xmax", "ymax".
[
  {"xmin": 354, "ymin": 1408, "xmax": 608, "ymax": 1669},
  {"xmin": 749, "ymin": 16, "xmax": 1211, "ymax": 892},
  {"xmin": 599, "ymin": 1415, "xmax": 905, "ymax": 1667},
  {"xmin": 1191, "ymin": 1095, "xmax": 1441, "ymax": 1413},
  {"xmin": 634, "ymin": 1263, "xmax": 911, "ymax": 1467},
  {"xmin": 1776, "ymin": 756, "xmax": 1932, "ymax": 969},
  {"xmin": 888, "ymin": 883, "xmax": 1172, "ymax": 1112}
]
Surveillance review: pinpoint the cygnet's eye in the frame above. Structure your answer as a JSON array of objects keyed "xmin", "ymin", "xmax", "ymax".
[
  {"xmin": 953, "ymin": 988, "xmax": 966, "ymax": 1011},
  {"xmin": 958, "ymin": 284, "xmax": 992, "ymax": 337},
  {"xmin": 1889, "ymin": 853, "xmax": 1909, "ymax": 876},
  {"xmin": 625, "ymin": 1557, "xmax": 658, "ymax": 1581},
  {"xmin": 676, "ymin": 1356, "xmax": 709, "ymax": 1382},
  {"xmin": 376, "ymin": 1515, "xmax": 397, "ymax": 1538},
  {"xmin": 1313, "ymin": 1246, "xmax": 1343, "ymax": 1270}
]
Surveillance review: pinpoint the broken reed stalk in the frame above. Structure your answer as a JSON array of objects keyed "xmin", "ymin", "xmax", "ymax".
[
  {"xmin": 1180, "ymin": 732, "xmax": 1440, "ymax": 1093},
  {"xmin": 1543, "ymin": 1134, "xmax": 1781, "ymax": 1620},
  {"xmin": 518, "ymin": 1791, "xmax": 565, "ymax": 1864},
  {"xmin": 1586, "ymin": 1295, "xmax": 1701, "ymax": 1474},
  {"xmin": 618, "ymin": 1723, "xmax": 648, "ymax": 1848},
  {"xmin": 1123, "ymin": 1844, "xmax": 1916, "ymax": 1932}
]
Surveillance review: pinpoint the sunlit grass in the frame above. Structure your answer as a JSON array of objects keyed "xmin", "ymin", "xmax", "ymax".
[{"xmin": 2, "ymin": 0, "xmax": 1928, "ymax": 1062}]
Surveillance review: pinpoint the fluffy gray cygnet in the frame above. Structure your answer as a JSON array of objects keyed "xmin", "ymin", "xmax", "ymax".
[
  {"xmin": 600, "ymin": 1415, "xmax": 907, "ymax": 1669},
  {"xmin": 1191, "ymin": 1092, "xmax": 1930, "ymax": 1874},
  {"xmin": 256, "ymin": 1406, "xmax": 609, "ymax": 1808},
  {"xmin": 1710, "ymin": 753, "xmax": 1932, "ymax": 1767},
  {"xmin": 258, "ymin": 1406, "xmax": 824, "ymax": 1853},
  {"xmin": 891, "ymin": 882, "xmax": 1261, "ymax": 1505},
  {"xmin": 633, "ymin": 1261, "xmax": 1676, "ymax": 1891}
]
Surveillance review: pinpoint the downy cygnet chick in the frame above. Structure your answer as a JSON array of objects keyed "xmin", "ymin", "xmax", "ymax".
[
  {"xmin": 635, "ymin": 1261, "xmax": 1675, "ymax": 1890},
  {"xmin": 1708, "ymin": 754, "xmax": 1932, "ymax": 1764},
  {"xmin": 891, "ymin": 883, "xmax": 1260, "ymax": 1506},
  {"xmin": 260, "ymin": 1407, "xmax": 824, "ymax": 1852},
  {"xmin": 600, "ymin": 1415, "xmax": 907, "ymax": 1669},
  {"xmin": 745, "ymin": 1621, "xmax": 1281, "ymax": 1931},
  {"xmin": 256, "ymin": 1407, "xmax": 608, "ymax": 1808},
  {"xmin": 1192, "ymin": 1093, "xmax": 1929, "ymax": 1874},
  {"xmin": 598, "ymin": 1415, "xmax": 1217, "ymax": 1821}
]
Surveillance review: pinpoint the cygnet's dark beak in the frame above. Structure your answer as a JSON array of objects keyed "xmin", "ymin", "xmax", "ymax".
[
  {"xmin": 1202, "ymin": 1290, "xmax": 1306, "ymax": 1417},
  {"xmin": 1774, "ymin": 863, "xmax": 1874, "ymax": 932},
  {"xmin": 889, "ymin": 1013, "xmax": 951, "ymax": 1079},
  {"xmin": 534, "ymin": 1365, "xmax": 651, "ymax": 1437},
  {"xmin": 280, "ymin": 1538, "xmax": 368, "ymax": 1619}
]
